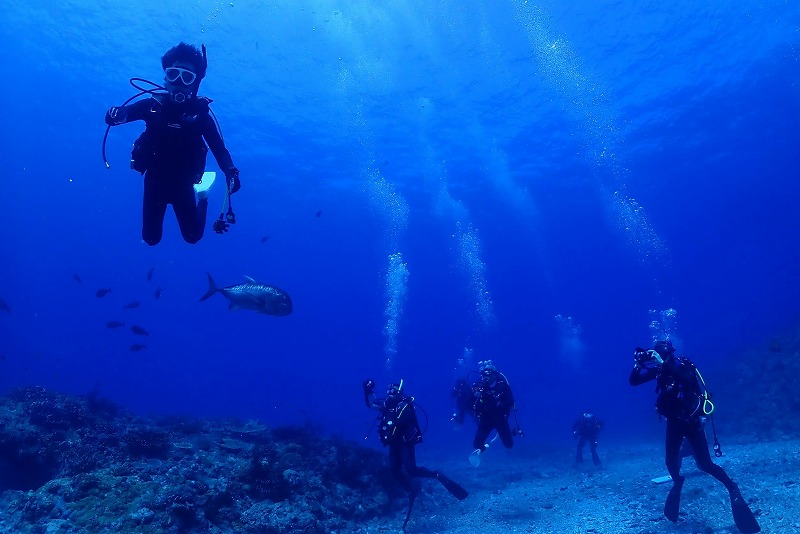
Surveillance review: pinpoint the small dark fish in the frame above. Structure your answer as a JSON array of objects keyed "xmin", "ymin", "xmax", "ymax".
[
  {"xmin": 146, "ymin": 268, "xmax": 155, "ymax": 282},
  {"xmin": 153, "ymin": 287, "xmax": 162, "ymax": 299},
  {"xmin": 129, "ymin": 344, "xmax": 147, "ymax": 352},
  {"xmin": 0, "ymin": 298, "xmax": 9, "ymax": 313},
  {"xmin": 123, "ymin": 301, "xmax": 141, "ymax": 309},
  {"xmin": 96, "ymin": 288, "xmax": 112, "ymax": 298},
  {"xmin": 260, "ymin": 236, "xmax": 270, "ymax": 244},
  {"xmin": 72, "ymin": 274, "xmax": 82, "ymax": 284},
  {"xmin": 0, "ymin": 354, "xmax": 6, "ymax": 361},
  {"xmin": 130, "ymin": 325, "xmax": 149, "ymax": 336},
  {"xmin": 106, "ymin": 321, "xmax": 125, "ymax": 329},
  {"xmin": 315, "ymin": 210, "xmax": 322, "ymax": 218}
]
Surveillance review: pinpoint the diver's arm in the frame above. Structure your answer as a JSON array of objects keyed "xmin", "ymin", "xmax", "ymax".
[
  {"xmin": 201, "ymin": 114, "xmax": 235, "ymax": 172},
  {"xmin": 498, "ymin": 379, "xmax": 515, "ymax": 408},
  {"xmin": 408, "ymin": 406, "xmax": 423, "ymax": 443},
  {"xmin": 629, "ymin": 364, "xmax": 658, "ymax": 386},
  {"xmin": 366, "ymin": 395, "xmax": 383, "ymax": 411},
  {"xmin": 362, "ymin": 380, "xmax": 383, "ymax": 410},
  {"xmin": 104, "ymin": 98, "xmax": 157, "ymax": 126}
]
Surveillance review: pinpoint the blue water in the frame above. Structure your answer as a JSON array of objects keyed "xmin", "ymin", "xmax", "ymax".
[{"xmin": 0, "ymin": 1, "xmax": 798, "ymax": 452}]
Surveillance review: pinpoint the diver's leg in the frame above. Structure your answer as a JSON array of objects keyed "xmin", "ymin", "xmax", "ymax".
[
  {"xmin": 402, "ymin": 446, "xmax": 468, "ymax": 500},
  {"xmin": 496, "ymin": 417, "xmax": 514, "ymax": 449},
  {"xmin": 686, "ymin": 421, "xmax": 735, "ymax": 491},
  {"xmin": 677, "ymin": 436, "xmax": 692, "ymax": 470},
  {"xmin": 686, "ymin": 422, "xmax": 761, "ymax": 532},
  {"xmin": 389, "ymin": 444, "xmax": 413, "ymax": 493},
  {"xmin": 679, "ymin": 437, "xmax": 693, "ymax": 458},
  {"xmin": 576, "ymin": 437, "xmax": 586, "ymax": 463},
  {"xmin": 590, "ymin": 437, "xmax": 601, "ymax": 466},
  {"xmin": 664, "ymin": 419, "xmax": 686, "ymax": 522},
  {"xmin": 142, "ymin": 172, "xmax": 168, "ymax": 246},
  {"xmin": 473, "ymin": 420, "xmax": 493, "ymax": 451},
  {"xmin": 173, "ymin": 183, "xmax": 206, "ymax": 244},
  {"xmin": 402, "ymin": 446, "xmax": 437, "ymax": 479},
  {"xmin": 664, "ymin": 420, "xmax": 684, "ymax": 480}
]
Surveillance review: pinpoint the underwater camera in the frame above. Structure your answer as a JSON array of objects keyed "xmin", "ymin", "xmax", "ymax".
[{"xmin": 634, "ymin": 348, "xmax": 657, "ymax": 365}]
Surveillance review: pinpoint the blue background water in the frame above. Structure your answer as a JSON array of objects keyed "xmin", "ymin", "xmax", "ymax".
[{"xmin": 0, "ymin": 1, "xmax": 798, "ymax": 452}]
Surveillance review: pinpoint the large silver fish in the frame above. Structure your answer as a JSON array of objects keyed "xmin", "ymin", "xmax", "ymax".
[{"xmin": 199, "ymin": 273, "xmax": 292, "ymax": 316}]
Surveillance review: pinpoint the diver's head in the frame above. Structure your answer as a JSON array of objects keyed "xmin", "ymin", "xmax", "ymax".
[
  {"xmin": 161, "ymin": 42, "xmax": 207, "ymax": 103},
  {"xmin": 582, "ymin": 412, "xmax": 594, "ymax": 420},
  {"xmin": 386, "ymin": 379, "xmax": 404, "ymax": 400},
  {"xmin": 654, "ymin": 339, "xmax": 675, "ymax": 361},
  {"xmin": 478, "ymin": 360, "xmax": 499, "ymax": 385}
]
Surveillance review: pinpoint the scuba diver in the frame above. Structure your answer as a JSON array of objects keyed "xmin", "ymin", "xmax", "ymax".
[
  {"xmin": 104, "ymin": 42, "xmax": 240, "ymax": 245},
  {"xmin": 572, "ymin": 411, "xmax": 603, "ymax": 466},
  {"xmin": 363, "ymin": 379, "xmax": 468, "ymax": 531},
  {"xmin": 629, "ymin": 340, "xmax": 760, "ymax": 533},
  {"xmin": 468, "ymin": 360, "xmax": 522, "ymax": 466},
  {"xmin": 450, "ymin": 377, "xmax": 476, "ymax": 427}
]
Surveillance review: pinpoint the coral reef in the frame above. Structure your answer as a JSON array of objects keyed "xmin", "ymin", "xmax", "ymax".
[{"xmin": 0, "ymin": 387, "xmax": 403, "ymax": 533}]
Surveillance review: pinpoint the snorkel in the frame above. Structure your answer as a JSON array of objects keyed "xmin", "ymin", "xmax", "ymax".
[{"xmin": 388, "ymin": 378, "xmax": 404, "ymax": 396}]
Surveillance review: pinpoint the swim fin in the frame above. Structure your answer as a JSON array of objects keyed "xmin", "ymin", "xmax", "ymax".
[
  {"xmin": 468, "ymin": 434, "xmax": 499, "ymax": 467},
  {"xmin": 651, "ymin": 475, "xmax": 673, "ymax": 484},
  {"xmin": 664, "ymin": 475, "xmax": 684, "ymax": 523},
  {"xmin": 194, "ymin": 171, "xmax": 216, "ymax": 199},
  {"xmin": 730, "ymin": 486, "xmax": 760, "ymax": 533},
  {"xmin": 437, "ymin": 473, "xmax": 469, "ymax": 500},
  {"xmin": 468, "ymin": 448, "xmax": 483, "ymax": 467}
]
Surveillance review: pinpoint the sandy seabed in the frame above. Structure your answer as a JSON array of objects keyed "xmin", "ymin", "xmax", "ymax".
[{"xmin": 353, "ymin": 439, "xmax": 800, "ymax": 534}]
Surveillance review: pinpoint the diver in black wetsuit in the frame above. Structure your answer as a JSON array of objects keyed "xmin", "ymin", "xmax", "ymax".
[
  {"xmin": 450, "ymin": 377, "xmax": 476, "ymax": 427},
  {"xmin": 471, "ymin": 361, "xmax": 517, "ymax": 457},
  {"xmin": 629, "ymin": 340, "xmax": 760, "ymax": 533},
  {"xmin": 105, "ymin": 42, "xmax": 240, "ymax": 245},
  {"xmin": 363, "ymin": 379, "xmax": 467, "ymax": 530},
  {"xmin": 572, "ymin": 411, "xmax": 603, "ymax": 466}
]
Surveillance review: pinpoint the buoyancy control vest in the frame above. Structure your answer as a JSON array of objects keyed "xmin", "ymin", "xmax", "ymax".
[
  {"xmin": 131, "ymin": 95, "xmax": 210, "ymax": 179},
  {"xmin": 655, "ymin": 357, "xmax": 710, "ymax": 422},
  {"xmin": 379, "ymin": 395, "xmax": 421, "ymax": 446}
]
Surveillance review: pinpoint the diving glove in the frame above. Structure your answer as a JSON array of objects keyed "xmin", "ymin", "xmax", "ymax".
[
  {"xmin": 105, "ymin": 106, "xmax": 126, "ymax": 126},
  {"xmin": 225, "ymin": 167, "xmax": 241, "ymax": 194}
]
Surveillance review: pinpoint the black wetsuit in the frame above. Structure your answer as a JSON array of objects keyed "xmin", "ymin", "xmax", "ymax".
[
  {"xmin": 108, "ymin": 95, "xmax": 235, "ymax": 245},
  {"xmin": 451, "ymin": 378, "xmax": 476, "ymax": 425},
  {"xmin": 629, "ymin": 357, "xmax": 737, "ymax": 492},
  {"xmin": 472, "ymin": 376, "xmax": 515, "ymax": 451},
  {"xmin": 573, "ymin": 415, "xmax": 602, "ymax": 465},
  {"xmin": 377, "ymin": 394, "xmax": 438, "ymax": 493},
  {"xmin": 365, "ymin": 387, "xmax": 468, "ymax": 531}
]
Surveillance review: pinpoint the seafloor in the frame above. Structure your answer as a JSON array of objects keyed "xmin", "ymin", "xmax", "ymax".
[
  {"xmin": 0, "ymin": 384, "xmax": 798, "ymax": 533},
  {"xmin": 367, "ymin": 439, "xmax": 800, "ymax": 533},
  {"xmin": 1, "ymin": 328, "xmax": 799, "ymax": 533}
]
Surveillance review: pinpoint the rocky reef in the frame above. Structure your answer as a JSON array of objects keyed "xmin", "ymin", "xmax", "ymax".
[
  {"xmin": 711, "ymin": 323, "xmax": 800, "ymax": 440},
  {"xmin": 0, "ymin": 387, "xmax": 404, "ymax": 533}
]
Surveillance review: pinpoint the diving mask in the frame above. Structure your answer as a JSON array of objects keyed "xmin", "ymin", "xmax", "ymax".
[{"xmin": 165, "ymin": 67, "xmax": 197, "ymax": 86}]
